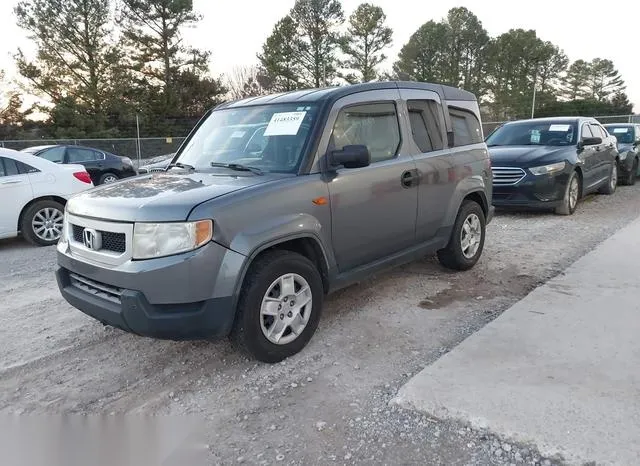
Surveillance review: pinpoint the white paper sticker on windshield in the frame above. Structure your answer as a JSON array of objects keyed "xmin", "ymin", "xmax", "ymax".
[
  {"xmin": 231, "ymin": 130, "xmax": 246, "ymax": 138},
  {"xmin": 264, "ymin": 111, "xmax": 306, "ymax": 136},
  {"xmin": 613, "ymin": 128, "xmax": 629, "ymax": 133},
  {"xmin": 549, "ymin": 124, "xmax": 571, "ymax": 132}
]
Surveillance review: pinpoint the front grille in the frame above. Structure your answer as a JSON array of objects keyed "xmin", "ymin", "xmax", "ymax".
[
  {"xmin": 491, "ymin": 167, "xmax": 526, "ymax": 186},
  {"xmin": 71, "ymin": 225, "xmax": 126, "ymax": 254},
  {"xmin": 69, "ymin": 273, "xmax": 122, "ymax": 304}
]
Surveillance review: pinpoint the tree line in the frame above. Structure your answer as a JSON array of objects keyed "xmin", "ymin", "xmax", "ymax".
[{"xmin": 0, "ymin": 0, "xmax": 634, "ymax": 142}]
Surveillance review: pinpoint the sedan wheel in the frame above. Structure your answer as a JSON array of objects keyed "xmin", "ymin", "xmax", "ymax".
[
  {"xmin": 101, "ymin": 174, "xmax": 118, "ymax": 184},
  {"xmin": 21, "ymin": 200, "xmax": 66, "ymax": 246}
]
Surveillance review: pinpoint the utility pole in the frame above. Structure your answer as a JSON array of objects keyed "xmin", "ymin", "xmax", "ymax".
[
  {"xmin": 531, "ymin": 70, "xmax": 537, "ymax": 119},
  {"xmin": 135, "ymin": 114, "xmax": 141, "ymax": 166}
]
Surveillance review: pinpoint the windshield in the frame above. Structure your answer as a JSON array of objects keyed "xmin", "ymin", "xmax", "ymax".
[
  {"xmin": 175, "ymin": 103, "xmax": 319, "ymax": 173},
  {"xmin": 605, "ymin": 126, "xmax": 635, "ymax": 144},
  {"xmin": 486, "ymin": 121, "xmax": 577, "ymax": 147}
]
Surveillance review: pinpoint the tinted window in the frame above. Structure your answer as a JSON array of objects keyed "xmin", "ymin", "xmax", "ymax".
[
  {"xmin": 330, "ymin": 102, "xmax": 400, "ymax": 163},
  {"xmin": 39, "ymin": 146, "xmax": 66, "ymax": 163},
  {"xmin": 581, "ymin": 124, "xmax": 593, "ymax": 139},
  {"xmin": 407, "ymin": 100, "xmax": 445, "ymax": 153},
  {"xmin": 448, "ymin": 107, "xmax": 483, "ymax": 146},
  {"xmin": 3, "ymin": 158, "xmax": 20, "ymax": 176},
  {"xmin": 68, "ymin": 147, "xmax": 100, "ymax": 162},
  {"xmin": 17, "ymin": 161, "xmax": 39, "ymax": 174},
  {"xmin": 0, "ymin": 158, "xmax": 6, "ymax": 176}
]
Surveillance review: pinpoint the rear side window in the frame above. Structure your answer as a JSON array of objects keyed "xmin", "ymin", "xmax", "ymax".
[
  {"xmin": 407, "ymin": 100, "xmax": 445, "ymax": 153},
  {"xmin": 448, "ymin": 107, "xmax": 483, "ymax": 146},
  {"xmin": 68, "ymin": 147, "xmax": 101, "ymax": 162},
  {"xmin": 18, "ymin": 161, "xmax": 39, "ymax": 174},
  {"xmin": 329, "ymin": 102, "xmax": 401, "ymax": 164},
  {"xmin": 3, "ymin": 158, "xmax": 20, "ymax": 176}
]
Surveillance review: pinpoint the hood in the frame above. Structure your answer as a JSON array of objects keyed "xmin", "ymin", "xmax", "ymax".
[
  {"xmin": 67, "ymin": 170, "xmax": 289, "ymax": 222},
  {"xmin": 488, "ymin": 145, "xmax": 573, "ymax": 167}
]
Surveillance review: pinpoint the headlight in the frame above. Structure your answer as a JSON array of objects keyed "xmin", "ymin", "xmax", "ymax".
[
  {"xmin": 132, "ymin": 220, "xmax": 213, "ymax": 260},
  {"xmin": 529, "ymin": 161, "xmax": 566, "ymax": 176}
]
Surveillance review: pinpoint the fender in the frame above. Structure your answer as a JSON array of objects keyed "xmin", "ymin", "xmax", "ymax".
[{"xmin": 443, "ymin": 175, "xmax": 489, "ymax": 227}]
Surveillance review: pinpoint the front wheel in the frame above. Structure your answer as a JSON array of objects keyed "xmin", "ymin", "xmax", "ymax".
[
  {"xmin": 599, "ymin": 161, "xmax": 618, "ymax": 195},
  {"xmin": 437, "ymin": 200, "xmax": 486, "ymax": 271},
  {"xmin": 231, "ymin": 250, "xmax": 324, "ymax": 363},
  {"xmin": 555, "ymin": 170, "xmax": 580, "ymax": 215}
]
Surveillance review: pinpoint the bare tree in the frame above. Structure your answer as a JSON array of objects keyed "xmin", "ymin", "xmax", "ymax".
[{"xmin": 225, "ymin": 65, "xmax": 267, "ymax": 100}]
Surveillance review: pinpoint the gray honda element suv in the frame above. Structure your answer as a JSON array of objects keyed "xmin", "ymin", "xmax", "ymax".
[{"xmin": 56, "ymin": 81, "xmax": 494, "ymax": 362}]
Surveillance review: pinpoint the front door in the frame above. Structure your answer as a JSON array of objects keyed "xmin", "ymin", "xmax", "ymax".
[
  {"xmin": 0, "ymin": 156, "xmax": 33, "ymax": 238},
  {"xmin": 323, "ymin": 90, "xmax": 419, "ymax": 272}
]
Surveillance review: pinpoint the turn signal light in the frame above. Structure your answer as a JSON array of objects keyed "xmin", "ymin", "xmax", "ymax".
[{"xmin": 73, "ymin": 171, "xmax": 92, "ymax": 184}]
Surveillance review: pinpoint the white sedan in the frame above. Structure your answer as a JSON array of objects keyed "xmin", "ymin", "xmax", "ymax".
[{"xmin": 0, "ymin": 148, "xmax": 94, "ymax": 246}]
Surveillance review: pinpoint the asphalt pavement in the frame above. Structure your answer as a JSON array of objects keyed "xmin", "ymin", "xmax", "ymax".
[{"xmin": 393, "ymin": 216, "xmax": 640, "ymax": 465}]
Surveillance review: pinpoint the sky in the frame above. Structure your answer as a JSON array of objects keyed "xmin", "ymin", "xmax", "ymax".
[{"xmin": 1, "ymin": 0, "xmax": 638, "ymax": 111}]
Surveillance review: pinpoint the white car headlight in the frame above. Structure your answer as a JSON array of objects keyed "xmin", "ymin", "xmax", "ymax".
[
  {"xmin": 132, "ymin": 220, "xmax": 213, "ymax": 260},
  {"xmin": 529, "ymin": 161, "xmax": 566, "ymax": 176}
]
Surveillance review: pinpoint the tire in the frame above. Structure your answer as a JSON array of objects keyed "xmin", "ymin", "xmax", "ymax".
[
  {"xmin": 230, "ymin": 250, "xmax": 324, "ymax": 363},
  {"xmin": 21, "ymin": 200, "xmax": 65, "ymax": 246},
  {"xmin": 599, "ymin": 161, "xmax": 618, "ymax": 195},
  {"xmin": 99, "ymin": 173, "xmax": 119, "ymax": 184},
  {"xmin": 437, "ymin": 200, "xmax": 486, "ymax": 271},
  {"xmin": 555, "ymin": 170, "xmax": 580, "ymax": 216},
  {"xmin": 621, "ymin": 158, "xmax": 638, "ymax": 186}
]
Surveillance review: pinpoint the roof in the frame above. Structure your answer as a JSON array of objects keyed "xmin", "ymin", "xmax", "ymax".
[
  {"xmin": 602, "ymin": 122, "xmax": 635, "ymax": 127},
  {"xmin": 21, "ymin": 145, "xmax": 57, "ymax": 153},
  {"xmin": 216, "ymin": 81, "xmax": 477, "ymax": 110}
]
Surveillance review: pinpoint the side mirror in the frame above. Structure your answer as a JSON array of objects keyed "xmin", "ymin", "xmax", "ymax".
[
  {"xmin": 581, "ymin": 136, "xmax": 602, "ymax": 147},
  {"xmin": 329, "ymin": 144, "xmax": 371, "ymax": 169}
]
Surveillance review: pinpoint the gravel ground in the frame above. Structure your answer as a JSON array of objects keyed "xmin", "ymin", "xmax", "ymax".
[{"xmin": 2, "ymin": 184, "xmax": 640, "ymax": 465}]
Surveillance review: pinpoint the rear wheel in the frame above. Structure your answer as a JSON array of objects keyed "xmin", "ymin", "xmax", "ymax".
[
  {"xmin": 621, "ymin": 158, "xmax": 638, "ymax": 186},
  {"xmin": 99, "ymin": 173, "xmax": 119, "ymax": 184},
  {"xmin": 555, "ymin": 170, "xmax": 580, "ymax": 215},
  {"xmin": 21, "ymin": 200, "xmax": 65, "ymax": 246},
  {"xmin": 437, "ymin": 200, "xmax": 486, "ymax": 271},
  {"xmin": 231, "ymin": 250, "xmax": 324, "ymax": 363},
  {"xmin": 599, "ymin": 161, "xmax": 618, "ymax": 195}
]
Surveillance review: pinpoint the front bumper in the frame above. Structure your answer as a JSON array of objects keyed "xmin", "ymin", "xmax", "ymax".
[
  {"xmin": 492, "ymin": 170, "xmax": 570, "ymax": 209},
  {"xmin": 56, "ymin": 241, "xmax": 246, "ymax": 340}
]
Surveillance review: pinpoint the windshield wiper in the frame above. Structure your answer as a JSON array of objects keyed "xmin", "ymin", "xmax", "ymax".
[
  {"xmin": 210, "ymin": 162, "xmax": 264, "ymax": 175},
  {"xmin": 167, "ymin": 162, "xmax": 195, "ymax": 171}
]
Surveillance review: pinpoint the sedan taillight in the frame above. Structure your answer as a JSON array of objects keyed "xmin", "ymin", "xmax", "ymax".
[{"xmin": 73, "ymin": 171, "xmax": 92, "ymax": 184}]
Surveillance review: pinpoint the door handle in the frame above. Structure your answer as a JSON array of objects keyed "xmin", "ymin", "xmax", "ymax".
[
  {"xmin": 401, "ymin": 170, "xmax": 419, "ymax": 188},
  {"xmin": 0, "ymin": 179, "xmax": 23, "ymax": 185}
]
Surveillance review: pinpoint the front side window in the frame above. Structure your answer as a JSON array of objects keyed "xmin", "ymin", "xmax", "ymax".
[
  {"xmin": 581, "ymin": 124, "xmax": 593, "ymax": 140},
  {"xmin": 407, "ymin": 100, "xmax": 445, "ymax": 153},
  {"xmin": 590, "ymin": 124, "xmax": 606, "ymax": 139},
  {"xmin": 329, "ymin": 102, "xmax": 400, "ymax": 164},
  {"xmin": 176, "ymin": 103, "xmax": 319, "ymax": 173},
  {"xmin": 39, "ymin": 146, "xmax": 66, "ymax": 163},
  {"xmin": 487, "ymin": 121, "xmax": 578, "ymax": 147}
]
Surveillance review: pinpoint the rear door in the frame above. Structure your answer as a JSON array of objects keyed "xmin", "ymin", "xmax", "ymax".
[
  {"xmin": 590, "ymin": 123, "xmax": 614, "ymax": 180},
  {"xmin": 0, "ymin": 156, "xmax": 33, "ymax": 238},
  {"xmin": 323, "ymin": 89, "xmax": 419, "ymax": 272},
  {"xmin": 578, "ymin": 123, "xmax": 599, "ymax": 189},
  {"xmin": 398, "ymin": 88, "xmax": 453, "ymax": 242}
]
